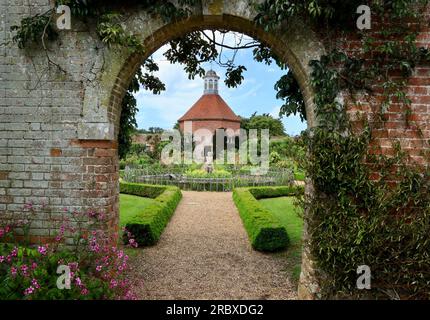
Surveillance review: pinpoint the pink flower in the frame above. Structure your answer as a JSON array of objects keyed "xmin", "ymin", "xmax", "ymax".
[
  {"xmin": 128, "ymin": 239, "xmax": 138, "ymax": 248},
  {"xmin": 81, "ymin": 288, "xmax": 89, "ymax": 295},
  {"xmin": 31, "ymin": 279, "xmax": 40, "ymax": 289},
  {"xmin": 24, "ymin": 286, "xmax": 35, "ymax": 295},
  {"xmin": 21, "ymin": 264, "xmax": 29, "ymax": 276},
  {"xmin": 31, "ymin": 262, "xmax": 38, "ymax": 270},
  {"xmin": 110, "ymin": 279, "xmax": 118, "ymax": 288},
  {"xmin": 37, "ymin": 246, "xmax": 47, "ymax": 256},
  {"xmin": 11, "ymin": 247, "xmax": 18, "ymax": 257},
  {"xmin": 117, "ymin": 251, "xmax": 124, "ymax": 259},
  {"xmin": 0, "ymin": 228, "xmax": 4, "ymax": 238},
  {"xmin": 96, "ymin": 265, "xmax": 102, "ymax": 272},
  {"xmin": 0, "ymin": 256, "xmax": 4, "ymax": 263},
  {"xmin": 75, "ymin": 277, "xmax": 82, "ymax": 287},
  {"xmin": 68, "ymin": 262, "xmax": 78, "ymax": 271},
  {"xmin": 10, "ymin": 267, "xmax": 17, "ymax": 277}
]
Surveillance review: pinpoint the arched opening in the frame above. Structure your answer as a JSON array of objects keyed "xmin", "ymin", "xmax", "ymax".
[{"xmin": 91, "ymin": 11, "xmax": 325, "ymax": 300}]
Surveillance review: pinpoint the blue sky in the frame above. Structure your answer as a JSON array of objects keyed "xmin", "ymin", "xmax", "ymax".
[{"xmin": 134, "ymin": 32, "xmax": 307, "ymax": 136}]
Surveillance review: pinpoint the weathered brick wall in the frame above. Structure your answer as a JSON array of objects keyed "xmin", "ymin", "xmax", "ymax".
[{"xmin": 0, "ymin": 0, "xmax": 429, "ymax": 299}]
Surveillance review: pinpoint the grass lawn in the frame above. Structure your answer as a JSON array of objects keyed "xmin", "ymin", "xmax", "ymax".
[
  {"xmin": 119, "ymin": 193, "xmax": 157, "ymax": 227},
  {"xmin": 259, "ymin": 197, "xmax": 304, "ymax": 284}
]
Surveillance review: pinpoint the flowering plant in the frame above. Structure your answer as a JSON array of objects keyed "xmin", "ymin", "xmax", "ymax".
[{"xmin": 0, "ymin": 204, "xmax": 137, "ymax": 300}]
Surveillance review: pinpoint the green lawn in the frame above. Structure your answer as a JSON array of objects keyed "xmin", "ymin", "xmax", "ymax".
[
  {"xmin": 119, "ymin": 193, "xmax": 157, "ymax": 227},
  {"xmin": 259, "ymin": 197, "xmax": 304, "ymax": 284}
]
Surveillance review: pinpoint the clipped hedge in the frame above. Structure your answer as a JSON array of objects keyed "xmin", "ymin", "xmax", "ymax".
[
  {"xmin": 120, "ymin": 182, "xmax": 182, "ymax": 246},
  {"xmin": 233, "ymin": 185, "xmax": 304, "ymax": 252},
  {"xmin": 249, "ymin": 185, "xmax": 304, "ymax": 199}
]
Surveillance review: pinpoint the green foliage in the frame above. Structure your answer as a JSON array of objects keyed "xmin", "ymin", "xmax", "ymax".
[
  {"xmin": 11, "ymin": 10, "xmax": 57, "ymax": 49},
  {"xmin": 276, "ymin": 70, "xmax": 306, "ymax": 121},
  {"xmin": 164, "ymin": 31, "xmax": 219, "ymax": 80},
  {"xmin": 240, "ymin": 112, "xmax": 286, "ymax": 137},
  {"xmin": 119, "ymin": 63, "xmax": 166, "ymax": 158},
  {"xmin": 233, "ymin": 186, "xmax": 303, "ymax": 251},
  {"xmin": 305, "ymin": 129, "xmax": 430, "ymax": 298},
  {"xmin": 255, "ymin": 0, "xmax": 366, "ymax": 31},
  {"xmin": 248, "ymin": 185, "xmax": 304, "ymax": 199},
  {"xmin": 119, "ymin": 182, "xmax": 182, "ymax": 246},
  {"xmin": 118, "ymin": 91, "xmax": 138, "ymax": 159},
  {"xmin": 270, "ymin": 136, "xmax": 306, "ymax": 162},
  {"xmin": 96, "ymin": 12, "xmax": 144, "ymax": 53},
  {"xmin": 295, "ymin": 1, "xmax": 430, "ymax": 298},
  {"xmin": 254, "ymin": 0, "xmax": 430, "ymax": 298},
  {"xmin": 119, "ymin": 182, "xmax": 166, "ymax": 199}
]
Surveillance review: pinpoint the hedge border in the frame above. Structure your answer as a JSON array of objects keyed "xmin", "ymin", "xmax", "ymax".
[
  {"xmin": 120, "ymin": 182, "xmax": 182, "ymax": 246},
  {"xmin": 232, "ymin": 185, "xmax": 304, "ymax": 252}
]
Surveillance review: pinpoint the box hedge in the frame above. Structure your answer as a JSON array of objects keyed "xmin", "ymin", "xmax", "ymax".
[
  {"xmin": 232, "ymin": 185, "xmax": 304, "ymax": 252},
  {"xmin": 120, "ymin": 182, "xmax": 182, "ymax": 246}
]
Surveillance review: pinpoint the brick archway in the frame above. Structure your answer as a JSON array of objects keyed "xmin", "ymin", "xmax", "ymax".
[{"xmin": 92, "ymin": 10, "xmax": 325, "ymax": 300}]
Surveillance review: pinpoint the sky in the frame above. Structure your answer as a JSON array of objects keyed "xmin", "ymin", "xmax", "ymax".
[{"xmin": 134, "ymin": 31, "xmax": 308, "ymax": 136}]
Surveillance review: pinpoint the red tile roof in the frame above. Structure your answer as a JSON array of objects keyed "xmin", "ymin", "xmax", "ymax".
[{"xmin": 178, "ymin": 94, "xmax": 241, "ymax": 122}]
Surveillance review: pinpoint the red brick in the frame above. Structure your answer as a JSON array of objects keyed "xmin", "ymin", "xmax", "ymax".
[
  {"xmin": 0, "ymin": 171, "xmax": 8, "ymax": 180},
  {"xmin": 94, "ymin": 149, "xmax": 117, "ymax": 157},
  {"xmin": 0, "ymin": 195, "xmax": 13, "ymax": 203},
  {"xmin": 70, "ymin": 139, "xmax": 118, "ymax": 149},
  {"xmin": 50, "ymin": 148, "xmax": 62, "ymax": 157}
]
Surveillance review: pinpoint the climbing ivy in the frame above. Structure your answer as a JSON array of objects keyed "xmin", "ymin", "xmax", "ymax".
[{"xmin": 257, "ymin": 0, "xmax": 430, "ymax": 299}]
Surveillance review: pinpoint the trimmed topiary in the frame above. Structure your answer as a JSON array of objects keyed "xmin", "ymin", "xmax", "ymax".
[
  {"xmin": 120, "ymin": 182, "xmax": 182, "ymax": 246},
  {"xmin": 233, "ymin": 186, "xmax": 304, "ymax": 251}
]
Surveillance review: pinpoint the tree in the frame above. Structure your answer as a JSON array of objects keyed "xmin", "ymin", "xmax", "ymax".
[
  {"xmin": 118, "ymin": 60, "xmax": 165, "ymax": 159},
  {"xmin": 241, "ymin": 113, "xmax": 286, "ymax": 137}
]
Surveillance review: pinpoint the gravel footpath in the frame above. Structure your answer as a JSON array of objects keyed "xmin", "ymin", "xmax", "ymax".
[{"xmin": 127, "ymin": 191, "xmax": 297, "ymax": 300}]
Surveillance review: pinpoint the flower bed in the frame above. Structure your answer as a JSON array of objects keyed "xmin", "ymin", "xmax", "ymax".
[
  {"xmin": 232, "ymin": 185, "xmax": 304, "ymax": 252},
  {"xmin": 0, "ymin": 205, "xmax": 137, "ymax": 300},
  {"xmin": 120, "ymin": 182, "xmax": 182, "ymax": 246}
]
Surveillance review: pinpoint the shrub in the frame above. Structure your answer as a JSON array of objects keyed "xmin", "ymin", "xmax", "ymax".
[
  {"xmin": 120, "ymin": 182, "xmax": 166, "ymax": 199},
  {"xmin": 120, "ymin": 182, "xmax": 182, "ymax": 246},
  {"xmin": 232, "ymin": 186, "xmax": 303, "ymax": 252},
  {"xmin": 0, "ymin": 205, "xmax": 137, "ymax": 300},
  {"xmin": 249, "ymin": 185, "xmax": 304, "ymax": 199}
]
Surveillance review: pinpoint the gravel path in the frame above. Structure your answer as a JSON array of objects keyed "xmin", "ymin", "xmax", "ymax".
[{"xmin": 127, "ymin": 191, "xmax": 297, "ymax": 300}]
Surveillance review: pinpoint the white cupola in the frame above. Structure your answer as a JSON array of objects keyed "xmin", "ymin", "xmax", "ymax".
[{"xmin": 203, "ymin": 70, "xmax": 220, "ymax": 95}]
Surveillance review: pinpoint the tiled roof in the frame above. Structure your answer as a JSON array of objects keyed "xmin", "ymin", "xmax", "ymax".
[{"xmin": 178, "ymin": 94, "xmax": 240, "ymax": 122}]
